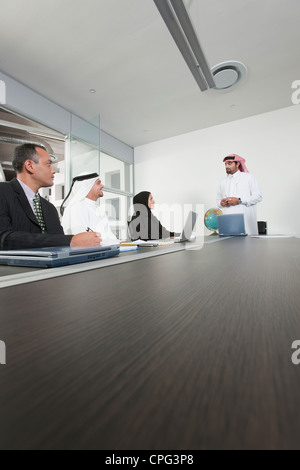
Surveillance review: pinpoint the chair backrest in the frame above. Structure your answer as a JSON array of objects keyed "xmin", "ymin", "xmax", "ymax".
[
  {"xmin": 0, "ymin": 163, "xmax": 6, "ymax": 182},
  {"xmin": 257, "ymin": 221, "xmax": 267, "ymax": 235}
]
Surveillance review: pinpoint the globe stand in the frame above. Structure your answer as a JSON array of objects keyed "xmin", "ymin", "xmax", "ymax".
[{"xmin": 209, "ymin": 231, "xmax": 219, "ymax": 236}]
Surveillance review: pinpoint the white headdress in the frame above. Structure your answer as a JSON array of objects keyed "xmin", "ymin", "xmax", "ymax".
[{"xmin": 61, "ymin": 173, "xmax": 99, "ymax": 234}]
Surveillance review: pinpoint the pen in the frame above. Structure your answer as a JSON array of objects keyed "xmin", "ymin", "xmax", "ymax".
[{"xmin": 86, "ymin": 227, "xmax": 94, "ymax": 232}]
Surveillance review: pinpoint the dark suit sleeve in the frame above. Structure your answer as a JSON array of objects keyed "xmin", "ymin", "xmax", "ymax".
[
  {"xmin": 0, "ymin": 230, "xmax": 73, "ymax": 251},
  {"xmin": 0, "ymin": 183, "xmax": 73, "ymax": 250}
]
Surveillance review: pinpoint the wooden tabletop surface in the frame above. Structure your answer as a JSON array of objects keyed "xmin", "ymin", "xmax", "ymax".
[{"xmin": 1, "ymin": 237, "xmax": 300, "ymax": 450}]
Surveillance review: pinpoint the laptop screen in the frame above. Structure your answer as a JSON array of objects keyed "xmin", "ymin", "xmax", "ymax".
[{"xmin": 217, "ymin": 214, "xmax": 247, "ymax": 236}]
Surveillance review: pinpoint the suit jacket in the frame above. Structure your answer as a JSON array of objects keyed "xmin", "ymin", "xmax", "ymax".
[{"xmin": 0, "ymin": 179, "xmax": 73, "ymax": 250}]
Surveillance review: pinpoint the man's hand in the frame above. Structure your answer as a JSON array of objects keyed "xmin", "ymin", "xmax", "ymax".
[
  {"xmin": 221, "ymin": 197, "xmax": 240, "ymax": 207},
  {"xmin": 70, "ymin": 232, "xmax": 102, "ymax": 247}
]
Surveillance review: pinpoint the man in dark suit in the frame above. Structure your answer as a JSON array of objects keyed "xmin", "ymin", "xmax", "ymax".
[{"xmin": 0, "ymin": 143, "xmax": 102, "ymax": 250}]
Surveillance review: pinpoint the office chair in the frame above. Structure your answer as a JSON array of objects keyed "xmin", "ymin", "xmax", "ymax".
[{"xmin": 257, "ymin": 221, "xmax": 267, "ymax": 235}]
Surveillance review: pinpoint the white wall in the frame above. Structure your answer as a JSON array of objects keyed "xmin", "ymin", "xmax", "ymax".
[{"xmin": 134, "ymin": 105, "xmax": 300, "ymax": 235}]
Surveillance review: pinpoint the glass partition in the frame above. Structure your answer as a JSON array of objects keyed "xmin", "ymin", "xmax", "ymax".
[
  {"xmin": 100, "ymin": 151, "xmax": 133, "ymax": 193},
  {"xmin": 100, "ymin": 151, "xmax": 133, "ymax": 240},
  {"xmin": 101, "ymin": 192, "xmax": 132, "ymax": 240},
  {"xmin": 66, "ymin": 114, "xmax": 100, "ymax": 188}
]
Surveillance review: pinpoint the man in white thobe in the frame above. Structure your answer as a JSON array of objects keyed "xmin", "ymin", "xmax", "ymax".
[
  {"xmin": 61, "ymin": 174, "xmax": 119, "ymax": 246},
  {"xmin": 216, "ymin": 154, "xmax": 262, "ymax": 235}
]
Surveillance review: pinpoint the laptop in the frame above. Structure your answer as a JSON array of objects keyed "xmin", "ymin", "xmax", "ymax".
[
  {"xmin": 0, "ymin": 244, "xmax": 120, "ymax": 268},
  {"xmin": 217, "ymin": 214, "xmax": 247, "ymax": 237},
  {"xmin": 174, "ymin": 211, "xmax": 198, "ymax": 243}
]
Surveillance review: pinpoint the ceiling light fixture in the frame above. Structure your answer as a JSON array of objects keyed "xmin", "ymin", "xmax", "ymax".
[{"xmin": 153, "ymin": 0, "xmax": 216, "ymax": 91}]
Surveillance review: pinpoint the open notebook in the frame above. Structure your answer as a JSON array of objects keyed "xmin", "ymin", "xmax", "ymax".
[{"xmin": 0, "ymin": 245, "xmax": 120, "ymax": 268}]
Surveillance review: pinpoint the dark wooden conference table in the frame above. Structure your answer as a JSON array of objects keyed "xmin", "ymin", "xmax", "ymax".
[{"xmin": 1, "ymin": 236, "xmax": 300, "ymax": 450}]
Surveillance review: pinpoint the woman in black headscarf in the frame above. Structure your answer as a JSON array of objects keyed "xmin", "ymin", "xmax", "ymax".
[{"xmin": 128, "ymin": 191, "xmax": 180, "ymax": 240}]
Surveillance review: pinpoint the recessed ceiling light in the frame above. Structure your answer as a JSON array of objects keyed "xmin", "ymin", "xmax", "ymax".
[
  {"xmin": 89, "ymin": 89, "xmax": 96, "ymax": 94},
  {"xmin": 210, "ymin": 61, "xmax": 247, "ymax": 93}
]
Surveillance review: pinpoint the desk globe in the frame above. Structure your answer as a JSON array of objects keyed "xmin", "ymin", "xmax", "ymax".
[{"xmin": 204, "ymin": 208, "xmax": 223, "ymax": 234}]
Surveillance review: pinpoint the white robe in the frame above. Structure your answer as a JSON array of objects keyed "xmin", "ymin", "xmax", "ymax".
[
  {"xmin": 65, "ymin": 198, "xmax": 119, "ymax": 246},
  {"xmin": 216, "ymin": 170, "xmax": 262, "ymax": 235}
]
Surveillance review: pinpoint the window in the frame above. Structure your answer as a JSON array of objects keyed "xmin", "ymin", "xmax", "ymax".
[{"xmin": 100, "ymin": 151, "xmax": 133, "ymax": 240}]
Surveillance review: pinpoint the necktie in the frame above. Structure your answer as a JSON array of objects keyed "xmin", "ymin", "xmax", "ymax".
[{"xmin": 33, "ymin": 194, "xmax": 46, "ymax": 233}]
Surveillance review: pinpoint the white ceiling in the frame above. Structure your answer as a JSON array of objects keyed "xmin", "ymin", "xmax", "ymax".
[{"xmin": 0, "ymin": 0, "xmax": 300, "ymax": 148}]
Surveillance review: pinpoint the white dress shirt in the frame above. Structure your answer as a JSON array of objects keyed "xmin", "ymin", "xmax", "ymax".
[
  {"xmin": 65, "ymin": 198, "xmax": 119, "ymax": 246},
  {"xmin": 216, "ymin": 170, "xmax": 262, "ymax": 235}
]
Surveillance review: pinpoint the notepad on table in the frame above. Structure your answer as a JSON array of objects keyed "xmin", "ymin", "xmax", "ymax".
[{"xmin": 119, "ymin": 245, "xmax": 140, "ymax": 252}]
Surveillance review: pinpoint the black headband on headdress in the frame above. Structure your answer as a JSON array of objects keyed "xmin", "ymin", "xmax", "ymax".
[
  {"xmin": 60, "ymin": 173, "xmax": 99, "ymax": 215},
  {"xmin": 223, "ymin": 156, "xmax": 235, "ymax": 161}
]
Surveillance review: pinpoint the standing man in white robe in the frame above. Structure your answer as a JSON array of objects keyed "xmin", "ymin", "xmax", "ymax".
[
  {"xmin": 216, "ymin": 154, "xmax": 262, "ymax": 235},
  {"xmin": 61, "ymin": 173, "xmax": 119, "ymax": 246}
]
